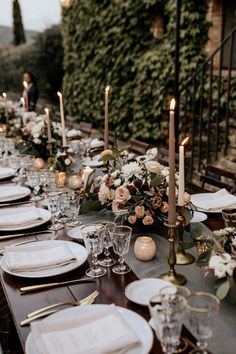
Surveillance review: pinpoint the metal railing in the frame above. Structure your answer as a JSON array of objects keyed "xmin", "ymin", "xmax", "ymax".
[{"xmin": 179, "ymin": 25, "xmax": 236, "ymax": 179}]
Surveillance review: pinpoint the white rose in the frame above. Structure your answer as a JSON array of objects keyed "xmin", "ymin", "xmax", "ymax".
[
  {"xmin": 145, "ymin": 160, "xmax": 162, "ymax": 175},
  {"xmin": 114, "ymin": 178, "xmax": 121, "ymax": 187},
  {"xmin": 214, "ymin": 264, "xmax": 227, "ymax": 278},
  {"xmin": 65, "ymin": 158, "xmax": 71, "ymax": 166},
  {"xmin": 209, "ymin": 255, "xmax": 225, "ymax": 268},
  {"xmin": 98, "ymin": 185, "xmax": 110, "ymax": 205}
]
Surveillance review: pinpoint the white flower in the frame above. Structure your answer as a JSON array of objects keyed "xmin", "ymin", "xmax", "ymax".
[
  {"xmin": 33, "ymin": 138, "xmax": 41, "ymax": 144},
  {"xmin": 214, "ymin": 264, "xmax": 227, "ymax": 278},
  {"xmin": 209, "ymin": 255, "xmax": 225, "ymax": 268},
  {"xmin": 98, "ymin": 185, "xmax": 114, "ymax": 205},
  {"xmin": 102, "ymin": 174, "xmax": 109, "ymax": 183},
  {"xmin": 114, "ymin": 178, "xmax": 121, "ymax": 187},
  {"xmin": 225, "ymin": 260, "xmax": 236, "ymax": 276},
  {"xmin": 65, "ymin": 158, "xmax": 71, "ymax": 166},
  {"xmin": 121, "ymin": 161, "xmax": 141, "ymax": 180},
  {"xmin": 146, "ymin": 148, "xmax": 158, "ymax": 160},
  {"xmin": 111, "ymin": 171, "xmax": 119, "ymax": 178},
  {"xmin": 145, "ymin": 160, "xmax": 162, "ymax": 175}
]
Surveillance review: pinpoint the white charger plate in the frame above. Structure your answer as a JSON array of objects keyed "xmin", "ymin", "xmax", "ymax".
[
  {"xmin": 0, "ymin": 207, "xmax": 51, "ymax": 231},
  {"xmin": 1, "ymin": 240, "xmax": 88, "ymax": 278},
  {"xmin": 25, "ymin": 304, "xmax": 153, "ymax": 354},
  {"xmin": 0, "ymin": 167, "xmax": 16, "ymax": 180},
  {"xmin": 67, "ymin": 225, "xmax": 84, "ymax": 241},
  {"xmin": 190, "ymin": 211, "xmax": 208, "ymax": 223},
  {"xmin": 191, "ymin": 193, "xmax": 236, "ymax": 213},
  {"xmin": 125, "ymin": 278, "xmax": 173, "ymax": 306},
  {"xmin": 0, "ymin": 186, "xmax": 31, "ymax": 202}
]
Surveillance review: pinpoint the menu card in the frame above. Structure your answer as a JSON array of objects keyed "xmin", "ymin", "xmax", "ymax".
[{"xmin": 31, "ymin": 305, "xmax": 141, "ymax": 354}]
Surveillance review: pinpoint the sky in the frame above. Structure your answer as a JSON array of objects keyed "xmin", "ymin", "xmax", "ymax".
[{"xmin": 0, "ymin": 0, "xmax": 61, "ymax": 31}]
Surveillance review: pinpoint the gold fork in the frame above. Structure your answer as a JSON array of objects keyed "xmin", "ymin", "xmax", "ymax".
[{"xmin": 20, "ymin": 290, "xmax": 99, "ymax": 326}]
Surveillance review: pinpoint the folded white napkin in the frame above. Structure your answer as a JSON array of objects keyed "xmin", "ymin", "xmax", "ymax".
[
  {"xmin": 0, "ymin": 206, "xmax": 42, "ymax": 227},
  {"xmin": 67, "ymin": 129, "xmax": 82, "ymax": 138},
  {"xmin": 0, "ymin": 186, "xmax": 28, "ymax": 201},
  {"xmin": 31, "ymin": 304, "xmax": 141, "ymax": 354},
  {"xmin": 91, "ymin": 138, "xmax": 104, "ymax": 149},
  {"xmin": 193, "ymin": 189, "xmax": 236, "ymax": 211},
  {"xmin": 0, "ymin": 168, "xmax": 15, "ymax": 179},
  {"xmin": 5, "ymin": 242, "xmax": 76, "ymax": 272}
]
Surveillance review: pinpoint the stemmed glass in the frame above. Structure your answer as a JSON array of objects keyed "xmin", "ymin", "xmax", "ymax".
[
  {"xmin": 67, "ymin": 192, "xmax": 81, "ymax": 227},
  {"xmin": 81, "ymin": 224, "xmax": 106, "ymax": 278},
  {"xmin": 46, "ymin": 194, "xmax": 64, "ymax": 231},
  {"xmin": 26, "ymin": 172, "xmax": 41, "ymax": 201},
  {"xmin": 149, "ymin": 292, "xmax": 186, "ymax": 354},
  {"xmin": 111, "ymin": 225, "xmax": 132, "ymax": 274},
  {"xmin": 59, "ymin": 193, "xmax": 70, "ymax": 223},
  {"xmin": 99, "ymin": 222, "xmax": 116, "ymax": 267},
  {"xmin": 186, "ymin": 292, "xmax": 220, "ymax": 354}
]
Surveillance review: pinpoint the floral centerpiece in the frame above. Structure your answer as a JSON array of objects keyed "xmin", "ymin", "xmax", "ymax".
[
  {"xmin": 98, "ymin": 147, "xmax": 191, "ymax": 226},
  {"xmin": 51, "ymin": 149, "xmax": 74, "ymax": 172},
  {"xmin": 199, "ymin": 227, "xmax": 236, "ymax": 301}
]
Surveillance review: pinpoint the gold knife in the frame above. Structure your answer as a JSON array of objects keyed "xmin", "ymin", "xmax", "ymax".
[
  {"xmin": 20, "ymin": 277, "xmax": 95, "ymax": 294},
  {"xmin": 0, "ymin": 230, "xmax": 53, "ymax": 241}
]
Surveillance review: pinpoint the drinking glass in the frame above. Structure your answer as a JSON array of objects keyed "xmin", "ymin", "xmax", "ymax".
[
  {"xmin": 26, "ymin": 172, "xmax": 41, "ymax": 201},
  {"xmin": 99, "ymin": 222, "xmax": 116, "ymax": 267},
  {"xmin": 112, "ymin": 225, "xmax": 132, "ymax": 274},
  {"xmin": 186, "ymin": 292, "xmax": 220, "ymax": 354},
  {"xmin": 59, "ymin": 193, "xmax": 70, "ymax": 223},
  {"xmin": 81, "ymin": 224, "xmax": 106, "ymax": 278},
  {"xmin": 222, "ymin": 207, "xmax": 236, "ymax": 228},
  {"xmin": 149, "ymin": 293, "xmax": 186, "ymax": 354},
  {"xmin": 67, "ymin": 193, "xmax": 81, "ymax": 227},
  {"xmin": 46, "ymin": 194, "xmax": 64, "ymax": 231}
]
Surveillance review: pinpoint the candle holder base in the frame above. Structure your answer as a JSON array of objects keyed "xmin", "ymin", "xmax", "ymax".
[
  {"xmin": 176, "ymin": 248, "xmax": 195, "ymax": 265},
  {"xmin": 159, "ymin": 268, "xmax": 186, "ymax": 286}
]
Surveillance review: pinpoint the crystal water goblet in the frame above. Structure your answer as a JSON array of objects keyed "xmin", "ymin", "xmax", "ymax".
[
  {"xmin": 26, "ymin": 172, "xmax": 41, "ymax": 201},
  {"xmin": 67, "ymin": 192, "xmax": 81, "ymax": 227},
  {"xmin": 112, "ymin": 225, "xmax": 132, "ymax": 274},
  {"xmin": 59, "ymin": 193, "xmax": 70, "ymax": 223},
  {"xmin": 81, "ymin": 224, "xmax": 106, "ymax": 278},
  {"xmin": 99, "ymin": 222, "xmax": 116, "ymax": 267},
  {"xmin": 46, "ymin": 194, "xmax": 64, "ymax": 231},
  {"xmin": 186, "ymin": 292, "xmax": 220, "ymax": 354}
]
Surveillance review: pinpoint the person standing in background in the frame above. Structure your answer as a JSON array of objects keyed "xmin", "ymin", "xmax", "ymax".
[{"xmin": 22, "ymin": 72, "xmax": 39, "ymax": 111}]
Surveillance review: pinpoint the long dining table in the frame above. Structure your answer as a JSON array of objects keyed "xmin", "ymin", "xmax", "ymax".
[{"xmin": 0, "ymin": 183, "xmax": 225, "ymax": 354}]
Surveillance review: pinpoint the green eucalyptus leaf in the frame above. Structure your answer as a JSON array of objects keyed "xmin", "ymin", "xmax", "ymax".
[{"xmin": 216, "ymin": 280, "xmax": 230, "ymax": 300}]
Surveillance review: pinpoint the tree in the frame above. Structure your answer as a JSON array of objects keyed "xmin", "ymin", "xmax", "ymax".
[{"xmin": 13, "ymin": 0, "xmax": 26, "ymax": 45}]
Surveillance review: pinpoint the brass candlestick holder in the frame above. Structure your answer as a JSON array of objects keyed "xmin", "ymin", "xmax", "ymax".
[
  {"xmin": 159, "ymin": 222, "xmax": 187, "ymax": 285},
  {"xmin": 176, "ymin": 206, "xmax": 195, "ymax": 265}
]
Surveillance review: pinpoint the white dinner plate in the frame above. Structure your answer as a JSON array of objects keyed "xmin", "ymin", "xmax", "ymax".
[
  {"xmin": 125, "ymin": 278, "xmax": 173, "ymax": 306},
  {"xmin": 1, "ymin": 240, "xmax": 88, "ymax": 278},
  {"xmin": 25, "ymin": 304, "xmax": 153, "ymax": 354},
  {"xmin": 91, "ymin": 139, "xmax": 104, "ymax": 149},
  {"xmin": 0, "ymin": 167, "xmax": 16, "ymax": 180},
  {"xmin": 67, "ymin": 226, "xmax": 84, "ymax": 241},
  {"xmin": 190, "ymin": 211, "xmax": 208, "ymax": 223},
  {"xmin": 0, "ymin": 207, "xmax": 51, "ymax": 231},
  {"xmin": 191, "ymin": 193, "xmax": 236, "ymax": 213},
  {"xmin": 0, "ymin": 186, "xmax": 31, "ymax": 202}
]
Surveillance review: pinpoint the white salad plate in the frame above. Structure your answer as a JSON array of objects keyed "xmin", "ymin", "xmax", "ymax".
[
  {"xmin": 125, "ymin": 278, "xmax": 173, "ymax": 306},
  {"xmin": 67, "ymin": 225, "xmax": 84, "ymax": 241},
  {"xmin": 190, "ymin": 211, "xmax": 208, "ymax": 223},
  {"xmin": 0, "ymin": 186, "xmax": 31, "ymax": 202},
  {"xmin": 1, "ymin": 240, "xmax": 88, "ymax": 278},
  {"xmin": 0, "ymin": 167, "xmax": 16, "ymax": 180},
  {"xmin": 25, "ymin": 304, "xmax": 153, "ymax": 354}
]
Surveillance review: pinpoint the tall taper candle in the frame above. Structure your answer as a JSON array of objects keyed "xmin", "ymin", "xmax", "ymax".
[
  {"xmin": 21, "ymin": 97, "xmax": 26, "ymax": 112},
  {"xmin": 45, "ymin": 108, "xmax": 52, "ymax": 143},
  {"xmin": 177, "ymin": 137, "xmax": 189, "ymax": 206},
  {"xmin": 23, "ymin": 81, "xmax": 29, "ymax": 111},
  {"xmin": 168, "ymin": 98, "xmax": 176, "ymax": 226},
  {"xmin": 2, "ymin": 92, "xmax": 8, "ymax": 118},
  {"xmin": 104, "ymin": 85, "xmax": 110, "ymax": 149},
  {"xmin": 57, "ymin": 92, "xmax": 67, "ymax": 146}
]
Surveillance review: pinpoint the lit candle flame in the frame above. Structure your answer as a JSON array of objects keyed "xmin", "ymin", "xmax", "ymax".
[
  {"xmin": 2, "ymin": 92, "xmax": 7, "ymax": 98},
  {"xmin": 23, "ymin": 81, "xmax": 28, "ymax": 88},
  {"xmin": 105, "ymin": 86, "xmax": 110, "ymax": 93},
  {"xmin": 57, "ymin": 91, "xmax": 62, "ymax": 97},
  {"xmin": 45, "ymin": 108, "xmax": 49, "ymax": 115},
  {"xmin": 170, "ymin": 98, "xmax": 175, "ymax": 111},
  {"xmin": 181, "ymin": 136, "xmax": 189, "ymax": 146},
  {"xmin": 21, "ymin": 97, "xmax": 25, "ymax": 104}
]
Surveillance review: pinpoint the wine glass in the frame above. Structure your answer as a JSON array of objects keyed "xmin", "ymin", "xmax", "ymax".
[
  {"xmin": 149, "ymin": 293, "xmax": 186, "ymax": 354},
  {"xmin": 67, "ymin": 192, "xmax": 81, "ymax": 227},
  {"xmin": 99, "ymin": 221, "xmax": 116, "ymax": 267},
  {"xmin": 26, "ymin": 171, "xmax": 41, "ymax": 201},
  {"xmin": 46, "ymin": 194, "xmax": 64, "ymax": 231},
  {"xmin": 81, "ymin": 224, "xmax": 106, "ymax": 278},
  {"xmin": 186, "ymin": 292, "xmax": 220, "ymax": 354},
  {"xmin": 59, "ymin": 193, "xmax": 70, "ymax": 223},
  {"xmin": 111, "ymin": 225, "xmax": 132, "ymax": 274}
]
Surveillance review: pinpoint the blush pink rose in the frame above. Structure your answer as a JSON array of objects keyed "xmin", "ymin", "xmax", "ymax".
[
  {"xmin": 135, "ymin": 205, "xmax": 145, "ymax": 218},
  {"xmin": 128, "ymin": 215, "xmax": 137, "ymax": 224},
  {"xmin": 115, "ymin": 186, "xmax": 131, "ymax": 203},
  {"xmin": 142, "ymin": 215, "xmax": 154, "ymax": 225},
  {"xmin": 161, "ymin": 202, "xmax": 169, "ymax": 213}
]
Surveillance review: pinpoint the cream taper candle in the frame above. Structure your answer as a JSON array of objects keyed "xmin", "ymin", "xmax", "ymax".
[
  {"xmin": 177, "ymin": 137, "xmax": 189, "ymax": 206},
  {"xmin": 57, "ymin": 92, "xmax": 67, "ymax": 146},
  {"xmin": 168, "ymin": 98, "xmax": 176, "ymax": 226},
  {"xmin": 104, "ymin": 85, "xmax": 110, "ymax": 149},
  {"xmin": 45, "ymin": 108, "xmax": 52, "ymax": 143}
]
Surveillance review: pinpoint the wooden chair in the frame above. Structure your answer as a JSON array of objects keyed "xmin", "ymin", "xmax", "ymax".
[
  {"xmin": 79, "ymin": 121, "xmax": 92, "ymax": 137},
  {"xmin": 65, "ymin": 115, "xmax": 74, "ymax": 129},
  {"xmin": 129, "ymin": 138, "xmax": 149, "ymax": 156},
  {"xmin": 200, "ymin": 165, "xmax": 236, "ymax": 192},
  {"xmin": 100, "ymin": 129, "xmax": 117, "ymax": 146},
  {"xmin": 157, "ymin": 147, "xmax": 179, "ymax": 167}
]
